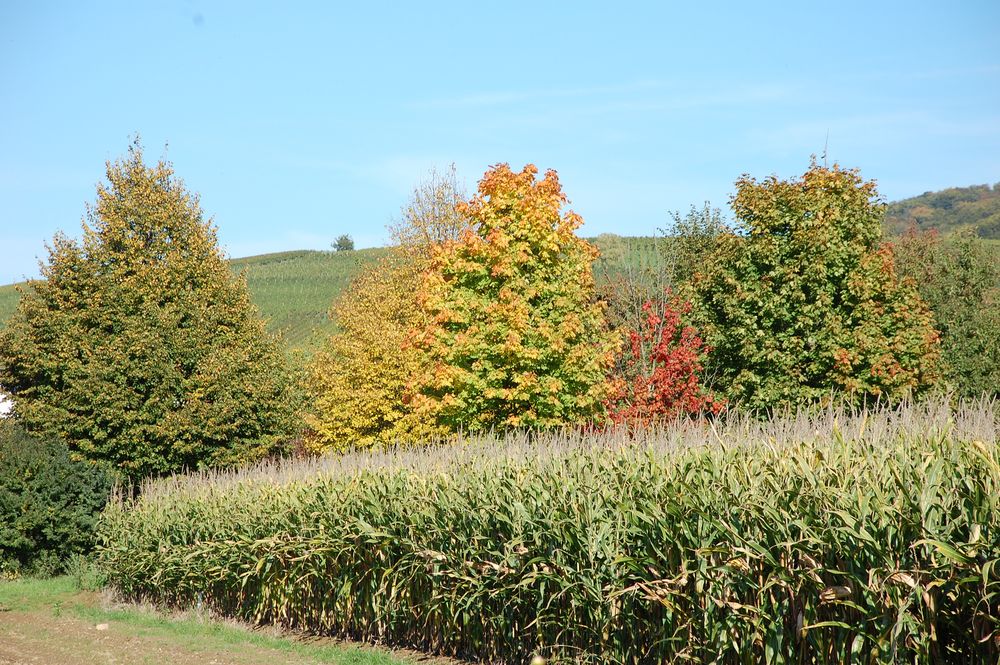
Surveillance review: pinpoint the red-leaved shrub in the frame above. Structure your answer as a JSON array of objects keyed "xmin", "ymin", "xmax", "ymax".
[{"xmin": 607, "ymin": 294, "xmax": 723, "ymax": 426}]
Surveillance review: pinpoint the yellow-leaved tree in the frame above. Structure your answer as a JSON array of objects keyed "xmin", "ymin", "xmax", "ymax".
[
  {"xmin": 410, "ymin": 164, "xmax": 619, "ymax": 431},
  {"xmin": 302, "ymin": 168, "xmax": 467, "ymax": 452},
  {"xmin": 303, "ymin": 255, "xmax": 441, "ymax": 450}
]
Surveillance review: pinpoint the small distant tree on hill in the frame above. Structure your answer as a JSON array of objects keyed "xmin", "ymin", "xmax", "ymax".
[
  {"xmin": 410, "ymin": 164, "xmax": 619, "ymax": 431},
  {"xmin": 0, "ymin": 141, "xmax": 298, "ymax": 481},
  {"xmin": 692, "ymin": 161, "xmax": 941, "ymax": 409},
  {"xmin": 333, "ymin": 234, "xmax": 354, "ymax": 251}
]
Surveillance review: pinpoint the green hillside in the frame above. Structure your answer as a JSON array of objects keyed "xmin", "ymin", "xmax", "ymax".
[
  {"xmin": 230, "ymin": 248, "xmax": 388, "ymax": 353},
  {"xmin": 1, "ymin": 227, "xmax": 989, "ymax": 358},
  {"xmin": 0, "ymin": 283, "xmax": 21, "ymax": 332},
  {"xmin": 591, "ymin": 234, "xmax": 665, "ymax": 279},
  {"xmin": 0, "ymin": 250, "xmax": 388, "ymax": 355},
  {"xmin": 884, "ymin": 183, "xmax": 1000, "ymax": 238},
  {"xmin": 2, "ymin": 184, "xmax": 998, "ymax": 348},
  {"xmin": 0, "ymin": 239, "xmax": 664, "ymax": 356}
]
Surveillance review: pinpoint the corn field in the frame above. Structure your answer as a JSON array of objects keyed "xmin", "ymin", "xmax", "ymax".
[{"xmin": 98, "ymin": 399, "xmax": 1000, "ymax": 663}]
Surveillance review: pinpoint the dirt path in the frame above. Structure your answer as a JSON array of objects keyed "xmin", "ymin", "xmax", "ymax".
[
  {"xmin": 0, "ymin": 612, "xmax": 310, "ymax": 665},
  {"xmin": 0, "ymin": 578, "xmax": 436, "ymax": 665}
]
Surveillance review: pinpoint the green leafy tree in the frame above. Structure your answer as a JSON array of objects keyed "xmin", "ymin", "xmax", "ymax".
[
  {"xmin": 692, "ymin": 162, "xmax": 940, "ymax": 409},
  {"xmin": 891, "ymin": 230, "xmax": 1000, "ymax": 397},
  {"xmin": 0, "ymin": 142, "xmax": 297, "ymax": 481},
  {"xmin": 661, "ymin": 203, "xmax": 728, "ymax": 286},
  {"xmin": 410, "ymin": 163, "xmax": 618, "ymax": 431},
  {"xmin": 332, "ymin": 234, "xmax": 354, "ymax": 251}
]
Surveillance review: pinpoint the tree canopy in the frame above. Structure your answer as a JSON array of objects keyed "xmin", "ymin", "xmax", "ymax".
[
  {"xmin": 333, "ymin": 234, "xmax": 355, "ymax": 251},
  {"xmin": 410, "ymin": 164, "xmax": 618, "ymax": 431},
  {"xmin": 891, "ymin": 230, "xmax": 1000, "ymax": 398},
  {"xmin": 303, "ymin": 167, "xmax": 467, "ymax": 451},
  {"xmin": 0, "ymin": 142, "xmax": 298, "ymax": 481},
  {"xmin": 691, "ymin": 162, "xmax": 940, "ymax": 409},
  {"xmin": 303, "ymin": 254, "xmax": 445, "ymax": 451}
]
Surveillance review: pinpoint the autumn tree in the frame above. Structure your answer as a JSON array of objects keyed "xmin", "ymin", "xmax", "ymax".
[
  {"xmin": 0, "ymin": 142, "xmax": 298, "ymax": 481},
  {"xmin": 303, "ymin": 167, "xmax": 466, "ymax": 451},
  {"xmin": 606, "ymin": 293, "xmax": 723, "ymax": 427},
  {"xmin": 692, "ymin": 162, "xmax": 940, "ymax": 409},
  {"xmin": 410, "ymin": 164, "xmax": 619, "ymax": 431},
  {"xmin": 388, "ymin": 163, "xmax": 468, "ymax": 259},
  {"xmin": 596, "ymin": 205, "xmax": 727, "ymax": 370},
  {"xmin": 303, "ymin": 255, "xmax": 445, "ymax": 451}
]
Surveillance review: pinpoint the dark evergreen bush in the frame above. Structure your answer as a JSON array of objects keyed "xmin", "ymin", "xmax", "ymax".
[{"xmin": 0, "ymin": 422, "xmax": 114, "ymax": 576}]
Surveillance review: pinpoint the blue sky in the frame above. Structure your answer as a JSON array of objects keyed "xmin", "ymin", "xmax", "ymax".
[{"xmin": 1, "ymin": 1, "xmax": 998, "ymax": 284}]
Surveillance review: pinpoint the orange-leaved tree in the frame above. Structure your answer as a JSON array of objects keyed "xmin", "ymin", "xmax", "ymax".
[{"xmin": 410, "ymin": 164, "xmax": 619, "ymax": 432}]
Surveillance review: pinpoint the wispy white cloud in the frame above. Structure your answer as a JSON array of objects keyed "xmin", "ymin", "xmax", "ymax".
[
  {"xmin": 369, "ymin": 154, "xmax": 473, "ymax": 195},
  {"xmin": 409, "ymin": 79, "xmax": 792, "ymax": 118},
  {"xmin": 408, "ymin": 80, "xmax": 665, "ymax": 109},
  {"xmin": 865, "ymin": 63, "xmax": 1000, "ymax": 83},
  {"xmin": 265, "ymin": 150, "xmax": 480, "ymax": 198},
  {"xmin": 573, "ymin": 84, "xmax": 792, "ymax": 115},
  {"xmin": 0, "ymin": 164, "xmax": 95, "ymax": 193},
  {"xmin": 754, "ymin": 110, "xmax": 1000, "ymax": 150},
  {"xmin": 404, "ymin": 82, "xmax": 797, "ymax": 143}
]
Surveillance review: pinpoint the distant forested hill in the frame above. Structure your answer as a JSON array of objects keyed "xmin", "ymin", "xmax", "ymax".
[{"xmin": 884, "ymin": 183, "xmax": 1000, "ymax": 238}]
